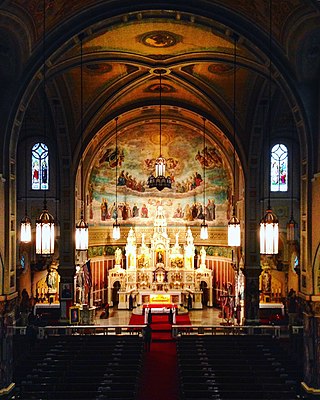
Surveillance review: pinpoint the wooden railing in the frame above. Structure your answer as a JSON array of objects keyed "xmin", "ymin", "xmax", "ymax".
[
  {"xmin": 172, "ymin": 324, "xmax": 303, "ymax": 338},
  {"xmin": 10, "ymin": 324, "xmax": 303, "ymax": 339},
  {"xmin": 11, "ymin": 324, "xmax": 145, "ymax": 338}
]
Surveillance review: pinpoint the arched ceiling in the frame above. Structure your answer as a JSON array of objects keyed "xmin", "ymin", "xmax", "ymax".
[{"xmin": 2, "ymin": 0, "xmax": 320, "ymax": 173}]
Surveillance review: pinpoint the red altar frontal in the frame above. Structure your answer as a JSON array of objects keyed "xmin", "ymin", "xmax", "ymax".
[{"xmin": 143, "ymin": 302, "xmax": 178, "ymax": 323}]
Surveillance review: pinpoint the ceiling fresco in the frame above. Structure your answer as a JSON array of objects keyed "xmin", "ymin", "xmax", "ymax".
[
  {"xmin": 3, "ymin": 1, "xmax": 318, "ymax": 241},
  {"xmin": 14, "ymin": 0, "xmax": 308, "ymax": 46},
  {"xmin": 88, "ymin": 120, "xmax": 232, "ymax": 229}
]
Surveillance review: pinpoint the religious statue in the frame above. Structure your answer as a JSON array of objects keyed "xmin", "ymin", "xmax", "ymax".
[
  {"xmin": 186, "ymin": 227, "xmax": 194, "ymax": 245},
  {"xmin": 46, "ymin": 268, "xmax": 56, "ymax": 289},
  {"xmin": 115, "ymin": 247, "xmax": 122, "ymax": 265},
  {"xmin": 175, "ymin": 232, "xmax": 179, "ymax": 246},
  {"xmin": 200, "ymin": 246, "xmax": 206, "ymax": 267}
]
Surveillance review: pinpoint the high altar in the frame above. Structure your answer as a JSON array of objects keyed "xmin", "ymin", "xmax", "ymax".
[{"xmin": 108, "ymin": 206, "xmax": 213, "ymax": 309}]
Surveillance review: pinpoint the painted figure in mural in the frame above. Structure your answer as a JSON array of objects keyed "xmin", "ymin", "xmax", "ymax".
[
  {"xmin": 191, "ymin": 203, "xmax": 198, "ymax": 220},
  {"xmin": 194, "ymin": 172, "xmax": 202, "ymax": 187},
  {"xmin": 141, "ymin": 204, "xmax": 148, "ymax": 218},
  {"xmin": 115, "ymin": 247, "xmax": 122, "ymax": 265},
  {"xmin": 206, "ymin": 199, "xmax": 216, "ymax": 220},
  {"xmin": 183, "ymin": 204, "xmax": 192, "ymax": 221},
  {"xmin": 111, "ymin": 202, "xmax": 117, "ymax": 219},
  {"xmin": 173, "ymin": 203, "xmax": 183, "ymax": 218},
  {"xmin": 197, "ymin": 203, "xmax": 204, "ymax": 219},
  {"xmin": 132, "ymin": 203, "xmax": 139, "ymax": 217},
  {"xmin": 122, "ymin": 204, "xmax": 128, "ymax": 220},
  {"xmin": 101, "ymin": 199, "xmax": 109, "ymax": 221},
  {"xmin": 118, "ymin": 170, "xmax": 126, "ymax": 186}
]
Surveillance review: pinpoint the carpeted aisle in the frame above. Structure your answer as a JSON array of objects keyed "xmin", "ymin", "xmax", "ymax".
[{"xmin": 129, "ymin": 312, "xmax": 191, "ymax": 400}]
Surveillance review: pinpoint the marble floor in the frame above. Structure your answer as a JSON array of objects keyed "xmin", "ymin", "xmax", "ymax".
[{"xmin": 94, "ymin": 306, "xmax": 222, "ymax": 326}]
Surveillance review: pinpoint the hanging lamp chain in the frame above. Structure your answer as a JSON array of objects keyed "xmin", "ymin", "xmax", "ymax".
[
  {"xmin": 267, "ymin": 0, "xmax": 272, "ymax": 210},
  {"xmin": 159, "ymin": 71, "xmax": 162, "ymax": 157},
  {"xmin": 232, "ymin": 34, "xmax": 237, "ymax": 214},
  {"xmin": 115, "ymin": 117, "xmax": 118, "ymax": 224},
  {"xmin": 80, "ymin": 35, "xmax": 84, "ymax": 219},
  {"xmin": 42, "ymin": 0, "xmax": 47, "ymax": 206},
  {"xmin": 203, "ymin": 117, "xmax": 206, "ymax": 223}
]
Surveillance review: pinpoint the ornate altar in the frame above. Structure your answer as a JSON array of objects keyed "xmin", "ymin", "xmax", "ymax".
[{"xmin": 108, "ymin": 206, "xmax": 213, "ymax": 309}]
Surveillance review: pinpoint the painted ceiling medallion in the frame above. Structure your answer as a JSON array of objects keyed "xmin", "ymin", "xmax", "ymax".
[
  {"xmin": 146, "ymin": 82, "xmax": 175, "ymax": 94},
  {"xmin": 208, "ymin": 63, "xmax": 234, "ymax": 75},
  {"xmin": 141, "ymin": 31, "xmax": 179, "ymax": 48},
  {"xmin": 85, "ymin": 63, "xmax": 112, "ymax": 74}
]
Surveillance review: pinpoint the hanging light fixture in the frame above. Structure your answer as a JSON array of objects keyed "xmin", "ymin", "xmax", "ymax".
[
  {"xmin": 147, "ymin": 69, "xmax": 172, "ymax": 191},
  {"xmin": 260, "ymin": 0, "xmax": 278, "ymax": 255},
  {"xmin": 76, "ymin": 35, "xmax": 88, "ymax": 251},
  {"xmin": 287, "ymin": 113, "xmax": 297, "ymax": 242},
  {"xmin": 36, "ymin": 0, "xmax": 55, "ymax": 256},
  {"xmin": 200, "ymin": 117, "xmax": 208, "ymax": 240},
  {"xmin": 228, "ymin": 34, "xmax": 241, "ymax": 247},
  {"xmin": 112, "ymin": 117, "xmax": 121, "ymax": 240},
  {"xmin": 20, "ymin": 117, "xmax": 32, "ymax": 243}
]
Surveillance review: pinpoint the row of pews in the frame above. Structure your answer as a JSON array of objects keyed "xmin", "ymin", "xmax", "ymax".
[
  {"xmin": 177, "ymin": 335, "xmax": 304, "ymax": 400},
  {"xmin": 13, "ymin": 334, "xmax": 144, "ymax": 399}
]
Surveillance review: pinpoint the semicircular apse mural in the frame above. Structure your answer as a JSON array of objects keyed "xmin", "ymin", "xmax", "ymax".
[{"xmin": 87, "ymin": 122, "xmax": 232, "ymax": 228}]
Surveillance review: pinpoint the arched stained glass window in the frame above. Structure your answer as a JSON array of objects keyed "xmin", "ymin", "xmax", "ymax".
[
  {"xmin": 32, "ymin": 143, "xmax": 49, "ymax": 190},
  {"xmin": 270, "ymin": 144, "xmax": 288, "ymax": 192}
]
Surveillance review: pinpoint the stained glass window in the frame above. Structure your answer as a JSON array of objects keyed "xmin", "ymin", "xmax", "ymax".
[
  {"xmin": 270, "ymin": 144, "xmax": 288, "ymax": 192},
  {"xmin": 32, "ymin": 143, "xmax": 49, "ymax": 190}
]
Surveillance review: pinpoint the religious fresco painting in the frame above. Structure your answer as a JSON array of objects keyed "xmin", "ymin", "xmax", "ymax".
[{"xmin": 87, "ymin": 123, "xmax": 231, "ymax": 228}]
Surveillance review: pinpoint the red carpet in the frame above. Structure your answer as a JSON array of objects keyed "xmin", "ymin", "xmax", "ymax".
[{"xmin": 130, "ymin": 312, "xmax": 191, "ymax": 400}]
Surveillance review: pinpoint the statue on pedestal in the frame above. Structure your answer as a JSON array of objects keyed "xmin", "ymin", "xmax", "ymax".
[
  {"xmin": 200, "ymin": 246, "xmax": 206, "ymax": 268},
  {"xmin": 115, "ymin": 247, "xmax": 122, "ymax": 266}
]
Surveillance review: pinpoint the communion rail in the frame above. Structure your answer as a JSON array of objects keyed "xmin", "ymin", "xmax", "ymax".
[
  {"xmin": 172, "ymin": 324, "xmax": 303, "ymax": 338},
  {"xmin": 10, "ymin": 324, "xmax": 303, "ymax": 338}
]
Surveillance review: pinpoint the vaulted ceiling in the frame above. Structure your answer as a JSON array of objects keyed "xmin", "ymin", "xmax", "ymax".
[{"xmin": 2, "ymin": 1, "xmax": 320, "ymax": 176}]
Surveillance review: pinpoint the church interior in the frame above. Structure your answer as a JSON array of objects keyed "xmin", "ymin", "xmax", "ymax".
[{"xmin": 1, "ymin": 0, "xmax": 320, "ymax": 398}]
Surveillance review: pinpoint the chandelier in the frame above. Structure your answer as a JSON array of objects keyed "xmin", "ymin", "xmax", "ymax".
[
  {"xmin": 20, "ymin": 118, "xmax": 32, "ymax": 243},
  {"xmin": 112, "ymin": 117, "xmax": 121, "ymax": 240},
  {"xmin": 260, "ymin": 0, "xmax": 278, "ymax": 255},
  {"xmin": 147, "ymin": 69, "xmax": 172, "ymax": 191},
  {"xmin": 228, "ymin": 35, "xmax": 241, "ymax": 247},
  {"xmin": 35, "ymin": 0, "xmax": 55, "ymax": 256},
  {"xmin": 75, "ymin": 34, "xmax": 89, "ymax": 251},
  {"xmin": 200, "ymin": 117, "xmax": 208, "ymax": 240}
]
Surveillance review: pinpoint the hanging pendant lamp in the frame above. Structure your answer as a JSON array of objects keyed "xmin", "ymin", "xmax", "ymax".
[
  {"xmin": 36, "ymin": 0, "xmax": 55, "ymax": 256},
  {"xmin": 75, "ymin": 35, "xmax": 88, "ymax": 251},
  {"xmin": 259, "ymin": 0, "xmax": 278, "ymax": 255},
  {"xmin": 228, "ymin": 34, "xmax": 241, "ymax": 247},
  {"xmin": 36, "ymin": 199, "xmax": 55, "ymax": 255},
  {"xmin": 286, "ymin": 114, "xmax": 297, "ymax": 243},
  {"xmin": 260, "ymin": 208, "xmax": 279, "ymax": 254},
  {"xmin": 20, "ymin": 118, "xmax": 32, "ymax": 243},
  {"xmin": 21, "ymin": 215, "xmax": 32, "ymax": 243},
  {"xmin": 147, "ymin": 69, "xmax": 172, "ymax": 191},
  {"xmin": 112, "ymin": 117, "xmax": 121, "ymax": 240}
]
